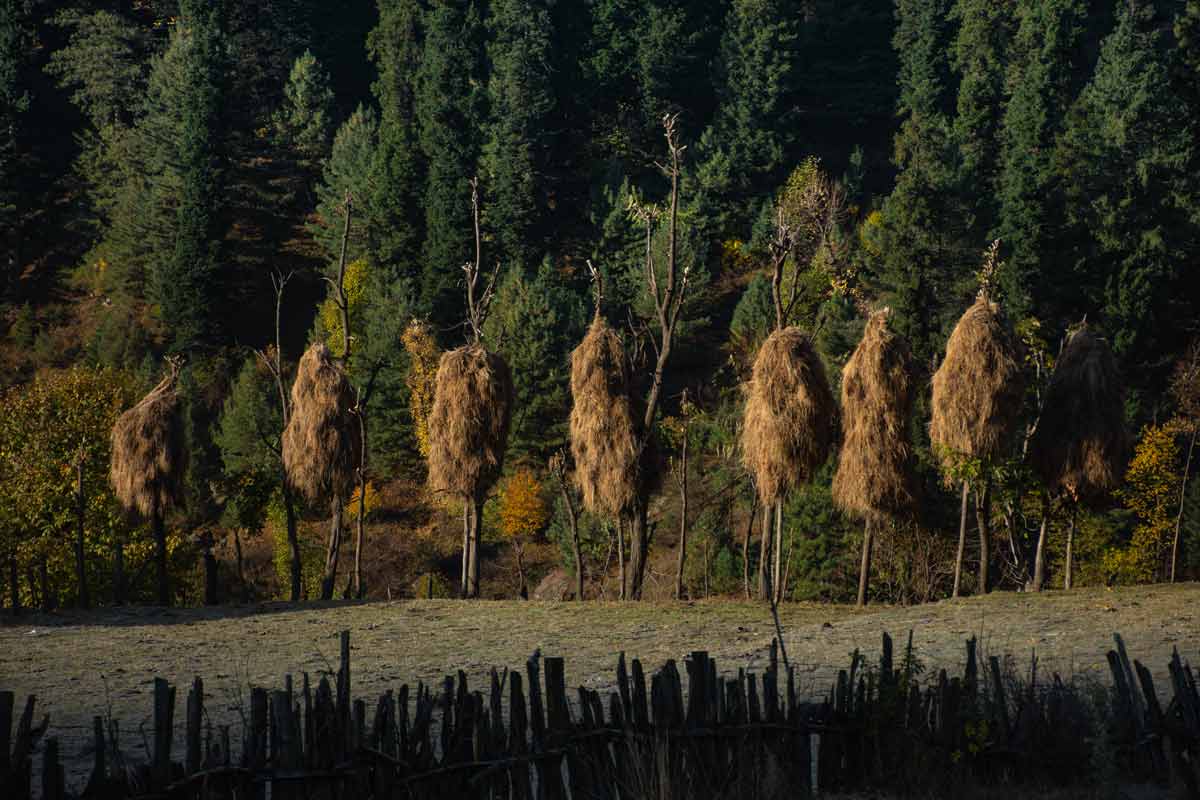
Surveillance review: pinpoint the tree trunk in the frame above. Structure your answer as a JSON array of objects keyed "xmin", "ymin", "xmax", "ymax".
[
  {"xmin": 460, "ymin": 499, "xmax": 471, "ymax": 598},
  {"xmin": 1032, "ymin": 493, "xmax": 1050, "ymax": 592},
  {"xmin": 627, "ymin": 503, "xmax": 650, "ymax": 600},
  {"xmin": 742, "ymin": 493, "xmax": 757, "ymax": 600},
  {"xmin": 153, "ymin": 504, "xmax": 169, "ymax": 605},
  {"xmin": 74, "ymin": 461, "xmax": 89, "ymax": 610},
  {"xmin": 39, "ymin": 555, "xmax": 51, "ymax": 612},
  {"xmin": 616, "ymin": 519, "xmax": 626, "ymax": 601},
  {"xmin": 1172, "ymin": 428, "xmax": 1196, "ymax": 583},
  {"xmin": 283, "ymin": 487, "xmax": 302, "ymax": 602},
  {"xmin": 203, "ymin": 541, "xmax": 218, "ymax": 606},
  {"xmin": 952, "ymin": 481, "xmax": 970, "ymax": 598},
  {"xmin": 113, "ymin": 540, "xmax": 125, "ymax": 606},
  {"xmin": 515, "ymin": 543, "xmax": 527, "ymax": 600},
  {"xmin": 566, "ymin": 496, "xmax": 583, "ymax": 601},
  {"xmin": 467, "ymin": 495, "xmax": 483, "ymax": 599},
  {"xmin": 976, "ymin": 478, "xmax": 992, "ymax": 595},
  {"xmin": 233, "ymin": 529, "xmax": 246, "ymax": 602},
  {"xmin": 1064, "ymin": 506, "xmax": 1076, "ymax": 591},
  {"xmin": 9, "ymin": 553, "xmax": 19, "ymax": 614},
  {"xmin": 857, "ymin": 519, "xmax": 873, "ymax": 607},
  {"xmin": 702, "ymin": 536, "xmax": 710, "ymax": 598},
  {"xmin": 772, "ymin": 502, "xmax": 784, "ymax": 605},
  {"xmin": 674, "ymin": 445, "xmax": 689, "ymax": 600},
  {"xmin": 320, "ymin": 494, "xmax": 343, "ymax": 601},
  {"xmin": 352, "ymin": 497, "xmax": 365, "ymax": 600},
  {"xmin": 758, "ymin": 506, "xmax": 773, "ymax": 602}
]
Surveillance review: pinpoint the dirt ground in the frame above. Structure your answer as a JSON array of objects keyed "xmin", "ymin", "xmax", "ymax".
[{"xmin": 2, "ymin": 583, "xmax": 1198, "ymax": 788}]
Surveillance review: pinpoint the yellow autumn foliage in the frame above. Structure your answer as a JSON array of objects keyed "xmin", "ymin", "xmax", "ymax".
[
  {"xmin": 498, "ymin": 468, "xmax": 549, "ymax": 542},
  {"xmin": 347, "ymin": 480, "xmax": 382, "ymax": 519},
  {"xmin": 319, "ymin": 258, "xmax": 369, "ymax": 359},
  {"xmin": 402, "ymin": 320, "xmax": 441, "ymax": 458},
  {"xmin": 1107, "ymin": 425, "xmax": 1179, "ymax": 583}
]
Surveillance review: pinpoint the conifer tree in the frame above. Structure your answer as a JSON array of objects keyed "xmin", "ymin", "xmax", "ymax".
[
  {"xmin": 0, "ymin": 0, "xmax": 29, "ymax": 299},
  {"xmin": 415, "ymin": 0, "xmax": 485, "ymax": 325},
  {"xmin": 273, "ymin": 49, "xmax": 335, "ymax": 169},
  {"xmin": 484, "ymin": 0, "xmax": 556, "ymax": 270}
]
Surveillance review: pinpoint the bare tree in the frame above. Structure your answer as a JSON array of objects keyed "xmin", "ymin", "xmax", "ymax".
[
  {"xmin": 672, "ymin": 390, "xmax": 692, "ymax": 600},
  {"xmin": 1170, "ymin": 342, "xmax": 1200, "ymax": 582}
]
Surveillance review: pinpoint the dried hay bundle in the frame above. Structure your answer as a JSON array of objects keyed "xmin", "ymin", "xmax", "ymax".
[
  {"xmin": 1029, "ymin": 326, "xmax": 1127, "ymax": 501},
  {"xmin": 833, "ymin": 308, "xmax": 916, "ymax": 519},
  {"xmin": 427, "ymin": 344, "xmax": 513, "ymax": 498},
  {"xmin": 110, "ymin": 372, "xmax": 185, "ymax": 517},
  {"xmin": 282, "ymin": 343, "xmax": 362, "ymax": 501},
  {"xmin": 930, "ymin": 295, "xmax": 1026, "ymax": 465},
  {"xmin": 741, "ymin": 327, "xmax": 837, "ymax": 505},
  {"xmin": 569, "ymin": 319, "xmax": 640, "ymax": 516}
]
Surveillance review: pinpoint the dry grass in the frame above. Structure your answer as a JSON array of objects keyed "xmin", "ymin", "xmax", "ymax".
[
  {"xmin": 282, "ymin": 343, "xmax": 361, "ymax": 501},
  {"xmin": 109, "ymin": 371, "xmax": 184, "ymax": 518},
  {"xmin": 427, "ymin": 344, "xmax": 513, "ymax": 499},
  {"xmin": 569, "ymin": 319, "xmax": 640, "ymax": 516},
  {"xmin": 833, "ymin": 308, "xmax": 915, "ymax": 519},
  {"xmin": 741, "ymin": 327, "xmax": 837, "ymax": 504},
  {"xmin": 930, "ymin": 295, "xmax": 1025, "ymax": 466},
  {"xmin": 1029, "ymin": 327, "xmax": 1128, "ymax": 501}
]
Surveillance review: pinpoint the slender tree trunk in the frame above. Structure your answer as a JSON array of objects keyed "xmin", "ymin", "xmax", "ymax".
[
  {"xmin": 26, "ymin": 564, "xmax": 38, "ymax": 610},
  {"xmin": 627, "ymin": 503, "xmax": 650, "ymax": 600},
  {"xmin": 743, "ymin": 493, "xmax": 757, "ymax": 600},
  {"xmin": 9, "ymin": 553, "xmax": 19, "ymax": 614},
  {"xmin": 617, "ymin": 519, "xmax": 627, "ymax": 601},
  {"xmin": 74, "ymin": 461, "xmax": 89, "ymax": 610},
  {"xmin": 283, "ymin": 487, "xmax": 301, "ymax": 601},
  {"xmin": 758, "ymin": 507, "xmax": 773, "ymax": 601},
  {"xmin": 460, "ymin": 499, "xmax": 471, "ymax": 598},
  {"xmin": 857, "ymin": 519, "xmax": 873, "ymax": 607},
  {"xmin": 353, "ymin": 407, "xmax": 368, "ymax": 600},
  {"xmin": 1064, "ymin": 506, "xmax": 1076, "ymax": 591},
  {"xmin": 1172, "ymin": 428, "xmax": 1196, "ymax": 583},
  {"xmin": 772, "ymin": 502, "xmax": 784, "ymax": 605},
  {"xmin": 113, "ymin": 540, "xmax": 125, "ymax": 606},
  {"xmin": 1032, "ymin": 493, "xmax": 1051, "ymax": 592},
  {"xmin": 352, "ymin": 499, "xmax": 365, "ymax": 600},
  {"xmin": 468, "ymin": 495, "xmax": 483, "ymax": 599},
  {"xmin": 702, "ymin": 536, "xmax": 710, "ymax": 598},
  {"xmin": 515, "ymin": 543, "xmax": 527, "ymax": 600},
  {"xmin": 39, "ymin": 555, "xmax": 51, "ymax": 612},
  {"xmin": 674, "ymin": 441, "xmax": 689, "ymax": 600},
  {"xmin": 153, "ymin": 503, "xmax": 169, "ymax": 605},
  {"xmin": 203, "ymin": 539, "xmax": 218, "ymax": 606},
  {"xmin": 321, "ymin": 495, "xmax": 343, "ymax": 601},
  {"xmin": 567, "ymin": 499, "xmax": 583, "ymax": 601},
  {"xmin": 232, "ymin": 529, "xmax": 246, "ymax": 602},
  {"xmin": 976, "ymin": 478, "xmax": 992, "ymax": 595},
  {"xmin": 952, "ymin": 481, "xmax": 970, "ymax": 598}
]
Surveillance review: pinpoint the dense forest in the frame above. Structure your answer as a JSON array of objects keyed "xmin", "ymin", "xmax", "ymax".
[{"xmin": 1, "ymin": 0, "xmax": 1199, "ymax": 609}]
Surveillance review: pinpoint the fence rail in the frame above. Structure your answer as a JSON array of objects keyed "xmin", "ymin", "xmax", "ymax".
[{"xmin": 3, "ymin": 629, "xmax": 1199, "ymax": 799}]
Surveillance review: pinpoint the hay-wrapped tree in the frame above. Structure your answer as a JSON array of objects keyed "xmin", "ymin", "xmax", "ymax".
[
  {"xmin": 1028, "ymin": 324, "xmax": 1127, "ymax": 590},
  {"xmin": 568, "ymin": 264, "xmax": 640, "ymax": 599},
  {"xmin": 110, "ymin": 360, "xmax": 186, "ymax": 605},
  {"xmin": 426, "ymin": 179, "xmax": 513, "ymax": 599},
  {"xmin": 930, "ymin": 246, "xmax": 1026, "ymax": 596},
  {"xmin": 740, "ymin": 166, "xmax": 842, "ymax": 605},
  {"xmin": 833, "ymin": 308, "xmax": 915, "ymax": 606},
  {"xmin": 282, "ymin": 342, "xmax": 361, "ymax": 600}
]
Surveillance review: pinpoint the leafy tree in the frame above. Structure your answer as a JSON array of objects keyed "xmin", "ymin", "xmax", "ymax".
[
  {"xmin": 498, "ymin": 467, "xmax": 549, "ymax": 596},
  {"xmin": 273, "ymin": 49, "xmax": 335, "ymax": 169},
  {"xmin": 1109, "ymin": 425, "xmax": 1179, "ymax": 583}
]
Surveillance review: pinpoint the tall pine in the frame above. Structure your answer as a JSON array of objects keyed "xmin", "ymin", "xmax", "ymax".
[{"xmin": 0, "ymin": 0, "xmax": 29, "ymax": 299}]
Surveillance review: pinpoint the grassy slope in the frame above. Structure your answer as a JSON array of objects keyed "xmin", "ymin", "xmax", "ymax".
[{"xmin": 2, "ymin": 583, "xmax": 1199, "ymax": 784}]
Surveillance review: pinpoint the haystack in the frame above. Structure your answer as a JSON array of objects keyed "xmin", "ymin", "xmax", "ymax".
[
  {"xmin": 741, "ymin": 327, "xmax": 837, "ymax": 505},
  {"xmin": 930, "ymin": 294, "xmax": 1026, "ymax": 464},
  {"xmin": 1029, "ymin": 326, "xmax": 1127, "ymax": 502},
  {"xmin": 426, "ymin": 344, "xmax": 514, "ymax": 500},
  {"xmin": 110, "ymin": 372, "xmax": 185, "ymax": 518},
  {"xmin": 282, "ymin": 342, "xmax": 361, "ymax": 501},
  {"xmin": 569, "ymin": 319, "xmax": 640, "ymax": 517},
  {"xmin": 832, "ymin": 308, "xmax": 915, "ymax": 519}
]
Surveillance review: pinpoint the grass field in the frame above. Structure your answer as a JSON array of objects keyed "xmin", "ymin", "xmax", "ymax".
[{"xmin": 3, "ymin": 583, "xmax": 1198, "ymax": 785}]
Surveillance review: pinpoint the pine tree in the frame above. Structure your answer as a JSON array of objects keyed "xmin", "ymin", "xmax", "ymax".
[
  {"xmin": 0, "ymin": 0, "xmax": 29, "ymax": 299},
  {"xmin": 871, "ymin": 0, "xmax": 965, "ymax": 367},
  {"xmin": 367, "ymin": 0, "xmax": 425, "ymax": 284},
  {"xmin": 483, "ymin": 0, "xmax": 556, "ymax": 270},
  {"xmin": 1057, "ymin": 0, "xmax": 1194, "ymax": 415},
  {"xmin": 994, "ymin": 0, "xmax": 1088, "ymax": 324},
  {"xmin": 950, "ymin": 0, "xmax": 1014, "ymax": 238},
  {"xmin": 314, "ymin": 105, "xmax": 378, "ymax": 264},
  {"xmin": 693, "ymin": 0, "xmax": 800, "ymax": 240},
  {"xmin": 273, "ymin": 49, "xmax": 335, "ymax": 168},
  {"xmin": 415, "ymin": 0, "xmax": 485, "ymax": 326}
]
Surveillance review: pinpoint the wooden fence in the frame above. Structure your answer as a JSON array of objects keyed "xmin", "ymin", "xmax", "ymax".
[{"xmin": 3, "ymin": 630, "xmax": 1199, "ymax": 799}]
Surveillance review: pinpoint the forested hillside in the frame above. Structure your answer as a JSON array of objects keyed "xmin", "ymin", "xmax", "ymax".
[{"xmin": 1, "ymin": 0, "xmax": 1198, "ymax": 609}]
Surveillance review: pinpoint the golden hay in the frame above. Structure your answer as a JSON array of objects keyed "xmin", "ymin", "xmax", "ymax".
[
  {"xmin": 282, "ymin": 343, "xmax": 362, "ymax": 501},
  {"xmin": 110, "ymin": 372, "xmax": 185, "ymax": 518},
  {"xmin": 930, "ymin": 295, "xmax": 1026, "ymax": 465},
  {"xmin": 833, "ymin": 308, "xmax": 916, "ymax": 519},
  {"xmin": 569, "ymin": 319, "xmax": 640, "ymax": 516},
  {"xmin": 1029, "ymin": 327, "xmax": 1128, "ymax": 501},
  {"xmin": 427, "ymin": 344, "xmax": 514, "ymax": 499},
  {"xmin": 741, "ymin": 327, "xmax": 837, "ymax": 505}
]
